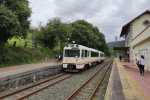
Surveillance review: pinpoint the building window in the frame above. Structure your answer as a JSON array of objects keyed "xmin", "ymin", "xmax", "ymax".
[{"xmin": 143, "ymin": 20, "xmax": 150, "ymax": 26}]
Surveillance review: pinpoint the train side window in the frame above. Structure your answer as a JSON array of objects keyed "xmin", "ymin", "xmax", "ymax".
[
  {"xmin": 81, "ymin": 50, "xmax": 88, "ymax": 57},
  {"xmin": 91, "ymin": 52, "xmax": 99, "ymax": 57},
  {"xmin": 85, "ymin": 50, "xmax": 88, "ymax": 57}
]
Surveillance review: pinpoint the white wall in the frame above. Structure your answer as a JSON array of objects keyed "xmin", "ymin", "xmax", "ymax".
[
  {"xmin": 132, "ymin": 39, "xmax": 150, "ymax": 71},
  {"xmin": 131, "ymin": 14, "xmax": 150, "ymax": 39},
  {"xmin": 125, "ymin": 13, "xmax": 150, "ymax": 71}
]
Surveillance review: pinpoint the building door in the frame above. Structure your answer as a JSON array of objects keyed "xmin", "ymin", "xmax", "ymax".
[{"xmin": 139, "ymin": 49, "xmax": 149, "ymax": 69}]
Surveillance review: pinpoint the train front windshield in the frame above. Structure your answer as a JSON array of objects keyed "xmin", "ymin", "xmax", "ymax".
[{"xmin": 64, "ymin": 49, "xmax": 80, "ymax": 57}]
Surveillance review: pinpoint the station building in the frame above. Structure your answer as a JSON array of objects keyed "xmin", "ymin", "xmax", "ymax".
[{"xmin": 120, "ymin": 10, "xmax": 150, "ymax": 71}]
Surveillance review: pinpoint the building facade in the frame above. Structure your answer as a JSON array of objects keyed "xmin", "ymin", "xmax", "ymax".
[{"xmin": 120, "ymin": 10, "xmax": 150, "ymax": 71}]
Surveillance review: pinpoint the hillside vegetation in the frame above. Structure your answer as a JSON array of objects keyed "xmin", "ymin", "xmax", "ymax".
[{"xmin": 0, "ymin": 46, "xmax": 55, "ymax": 67}]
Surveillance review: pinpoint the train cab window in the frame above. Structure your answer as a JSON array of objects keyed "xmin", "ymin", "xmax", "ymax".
[{"xmin": 65, "ymin": 49, "xmax": 80, "ymax": 57}]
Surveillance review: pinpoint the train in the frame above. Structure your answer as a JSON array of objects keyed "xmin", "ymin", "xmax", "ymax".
[{"xmin": 62, "ymin": 44, "xmax": 105, "ymax": 72}]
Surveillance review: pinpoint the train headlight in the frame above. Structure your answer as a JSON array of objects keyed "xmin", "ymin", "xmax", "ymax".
[
  {"xmin": 76, "ymin": 64, "xmax": 84, "ymax": 69},
  {"xmin": 63, "ymin": 64, "xmax": 67, "ymax": 68}
]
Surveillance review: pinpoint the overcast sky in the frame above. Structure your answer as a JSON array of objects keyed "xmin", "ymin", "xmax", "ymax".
[{"xmin": 28, "ymin": 0, "xmax": 150, "ymax": 42}]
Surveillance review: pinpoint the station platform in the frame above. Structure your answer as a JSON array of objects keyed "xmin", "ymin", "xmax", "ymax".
[
  {"xmin": 0, "ymin": 60, "xmax": 61, "ymax": 79},
  {"xmin": 105, "ymin": 59, "xmax": 150, "ymax": 100}
]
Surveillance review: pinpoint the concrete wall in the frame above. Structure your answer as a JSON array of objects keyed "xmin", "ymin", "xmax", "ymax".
[
  {"xmin": 0, "ymin": 65, "xmax": 62, "ymax": 92},
  {"xmin": 131, "ymin": 27, "xmax": 150, "ymax": 47},
  {"xmin": 131, "ymin": 14, "xmax": 150, "ymax": 39},
  {"xmin": 125, "ymin": 30, "xmax": 132, "ymax": 47},
  {"xmin": 132, "ymin": 39, "xmax": 150, "ymax": 71}
]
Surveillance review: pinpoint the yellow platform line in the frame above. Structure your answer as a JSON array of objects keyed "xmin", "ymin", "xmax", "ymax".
[{"xmin": 116, "ymin": 59, "xmax": 148, "ymax": 100}]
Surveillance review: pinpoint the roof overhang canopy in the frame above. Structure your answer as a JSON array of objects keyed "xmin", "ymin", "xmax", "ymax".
[
  {"xmin": 120, "ymin": 24, "xmax": 130, "ymax": 37},
  {"xmin": 113, "ymin": 47, "xmax": 129, "ymax": 50}
]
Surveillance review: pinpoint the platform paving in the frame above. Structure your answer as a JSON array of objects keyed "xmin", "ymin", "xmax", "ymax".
[
  {"xmin": 0, "ymin": 60, "xmax": 61, "ymax": 79},
  {"xmin": 104, "ymin": 61, "xmax": 125, "ymax": 100},
  {"xmin": 122, "ymin": 61, "xmax": 150, "ymax": 100},
  {"xmin": 105, "ymin": 59, "xmax": 149, "ymax": 100}
]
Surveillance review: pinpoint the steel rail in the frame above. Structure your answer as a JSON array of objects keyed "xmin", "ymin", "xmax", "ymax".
[
  {"xmin": 65, "ymin": 61, "xmax": 110, "ymax": 100},
  {"xmin": 0, "ymin": 73, "xmax": 71, "ymax": 99},
  {"xmin": 18, "ymin": 74, "xmax": 72, "ymax": 100},
  {"xmin": 89, "ymin": 62, "xmax": 112, "ymax": 100}
]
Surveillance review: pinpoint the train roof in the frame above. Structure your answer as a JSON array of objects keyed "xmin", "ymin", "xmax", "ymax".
[{"xmin": 64, "ymin": 44, "xmax": 104, "ymax": 53}]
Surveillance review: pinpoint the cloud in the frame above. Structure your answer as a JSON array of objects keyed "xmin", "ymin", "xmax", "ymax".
[
  {"xmin": 28, "ymin": 0, "xmax": 150, "ymax": 42},
  {"xmin": 28, "ymin": 0, "xmax": 56, "ymax": 27}
]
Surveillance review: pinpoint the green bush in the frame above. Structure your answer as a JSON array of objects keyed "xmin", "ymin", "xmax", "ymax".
[{"xmin": 0, "ymin": 47, "xmax": 55, "ymax": 67}]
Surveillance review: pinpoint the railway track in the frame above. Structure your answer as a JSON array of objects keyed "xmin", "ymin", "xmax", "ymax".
[
  {"xmin": 0, "ymin": 60, "xmax": 112, "ymax": 100},
  {"xmin": 65, "ymin": 61, "xmax": 112, "ymax": 100},
  {"xmin": 0, "ymin": 73, "xmax": 72, "ymax": 100}
]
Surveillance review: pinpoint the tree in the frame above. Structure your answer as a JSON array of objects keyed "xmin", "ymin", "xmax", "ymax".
[
  {"xmin": 0, "ymin": 5, "xmax": 20, "ymax": 45},
  {"xmin": 70, "ymin": 20, "xmax": 93, "ymax": 47},
  {"xmin": 0, "ymin": 0, "xmax": 31, "ymax": 45},
  {"xmin": 36, "ymin": 18, "xmax": 68, "ymax": 50},
  {"xmin": 70, "ymin": 20, "xmax": 110, "ymax": 55},
  {"xmin": 35, "ymin": 19, "xmax": 110, "ymax": 56}
]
